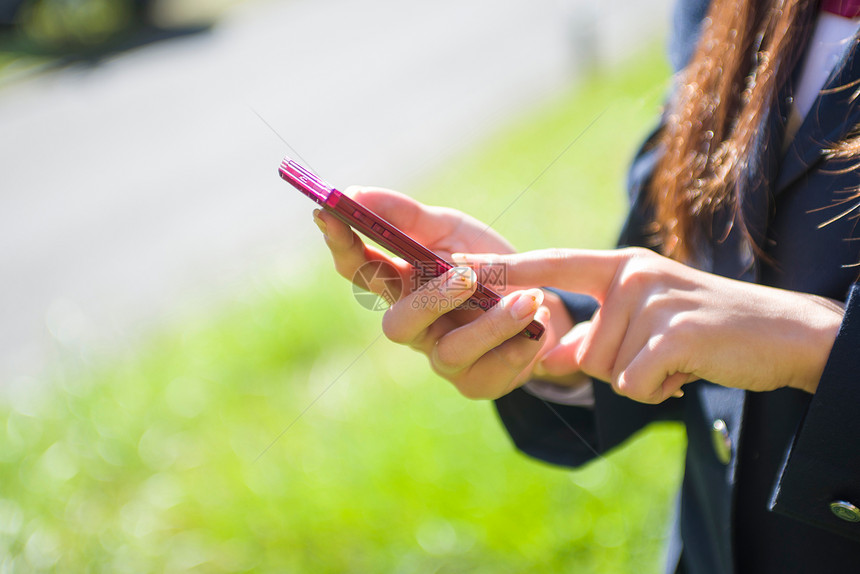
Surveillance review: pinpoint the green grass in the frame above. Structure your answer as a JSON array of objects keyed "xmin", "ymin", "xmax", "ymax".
[
  {"xmin": 0, "ymin": 45, "xmax": 685, "ymax": 572},
  {"xmin": 0, "ymin": 0, "xmax": 249, "ymax": 79}
]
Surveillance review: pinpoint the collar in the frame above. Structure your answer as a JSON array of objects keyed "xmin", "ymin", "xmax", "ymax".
[{"xmin": 820, "ymin": 0, "xmax": 860, "ymax": 18}]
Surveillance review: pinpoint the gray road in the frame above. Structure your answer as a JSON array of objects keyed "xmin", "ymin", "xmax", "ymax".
[{"xmin": 0, "ymin": 0, "xmax": 670, "ymax": 389}]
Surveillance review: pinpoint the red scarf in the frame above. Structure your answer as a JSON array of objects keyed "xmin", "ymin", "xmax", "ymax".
[{"xmin": 820, "ymin": 0, "xmax": 860, "ymax": 18}]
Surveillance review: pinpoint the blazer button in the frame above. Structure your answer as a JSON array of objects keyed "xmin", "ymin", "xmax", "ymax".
[
  {"xmin": 711, "ymin": 419, "xmax": 732, "ymax": 465},
  {"xmin": 830, "ymin": 501, "xmax": 860, "ymax": 523}
]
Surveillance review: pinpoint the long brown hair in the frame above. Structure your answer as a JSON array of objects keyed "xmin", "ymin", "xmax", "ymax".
[{"xmin": 650, "ymin": 0, "xmax": 818, "ymax": 262}]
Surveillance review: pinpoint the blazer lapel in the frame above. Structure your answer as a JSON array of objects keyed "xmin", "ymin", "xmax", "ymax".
[{"xmin": 777, "ymin": 38, "xmax": 860, "ymax": 193}]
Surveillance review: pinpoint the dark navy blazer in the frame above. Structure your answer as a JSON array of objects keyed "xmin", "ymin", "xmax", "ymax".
[{"xmin": 495, "ymin": 2, "xmax": 860, "ymax": 573}]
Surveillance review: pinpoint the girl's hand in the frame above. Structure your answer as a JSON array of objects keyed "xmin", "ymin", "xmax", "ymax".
[
  {"xmin": 313, "ymin": 187, "xmax": 575, "ymax": 399},
  {"xmin": 457, "ymin": 247, "xmax": 845, "ymax": 403}
]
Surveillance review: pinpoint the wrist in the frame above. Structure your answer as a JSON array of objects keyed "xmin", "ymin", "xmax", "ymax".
[{"xmin": 787, "ymin": 295, "xmax": 845, "ymax": 395}]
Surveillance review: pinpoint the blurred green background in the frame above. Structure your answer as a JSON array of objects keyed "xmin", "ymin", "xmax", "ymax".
[
  {"xmin": 0, "ymin": 0, "xmax": 240, "ymax": 73},
  {"xmin": 0, "ymin": 32, "xmax": 686, "ymax": 574}
]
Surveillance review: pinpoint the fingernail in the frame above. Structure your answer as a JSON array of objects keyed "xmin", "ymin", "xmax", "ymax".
[
  {"xmin": 673, "ymin": 389, "xmax": 685, "ymax": 399},
  {"xmin": 445, "ymin": 267, "xmax": 474, "ymax": 291},
  {"xmin": 312, "ymin": 209, "xmax": 327, "ymax": 235},
  {"xmin": 511, "ymin": 289, "xmax": 544, "ymax": 321},
  {"xmin": 559, "ymin": 329, "xmax": 580, "ymax": 346},
  {"xmin": 450, "ymin": 253, "xmax": 467, "ymax": 263}
]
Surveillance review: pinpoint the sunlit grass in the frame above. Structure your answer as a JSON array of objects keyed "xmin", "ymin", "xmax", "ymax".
[
  {"xmin": 0, "ymin": 0, "xmax": 249, "ymax": 77},
  {"xmin": 0, "ymin": 44, "xmax": 684, "ymax": 573}
]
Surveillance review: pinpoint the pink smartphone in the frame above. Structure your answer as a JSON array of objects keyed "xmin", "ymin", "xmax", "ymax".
[{"xmin": 279, "ymin": 155, "xmax": 544, "ymax": 341}]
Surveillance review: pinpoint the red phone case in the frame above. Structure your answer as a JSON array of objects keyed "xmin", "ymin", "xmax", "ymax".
[{"xmin": 279, "ymin": 156, "xmax": 544, "ymax": 341}]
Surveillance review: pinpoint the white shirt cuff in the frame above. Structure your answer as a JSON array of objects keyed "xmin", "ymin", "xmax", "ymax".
[{"xmin": 522, "ymin": 378, "xmax": 595, "ymax": 407}]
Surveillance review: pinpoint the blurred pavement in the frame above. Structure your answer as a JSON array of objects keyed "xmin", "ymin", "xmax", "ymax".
[{"xmin": 0, "ymin": 0, "xmax": 670, "ymax": 389}]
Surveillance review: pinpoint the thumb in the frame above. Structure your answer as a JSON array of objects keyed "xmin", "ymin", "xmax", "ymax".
[{"xmin": 536, "ymin": 321, "xmax": 591, "ymax": 377}]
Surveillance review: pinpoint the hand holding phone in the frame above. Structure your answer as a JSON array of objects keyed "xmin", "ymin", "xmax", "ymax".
[{"xmin": 279, "ymin": 155, "xmax": 544, "ymax": 341}]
